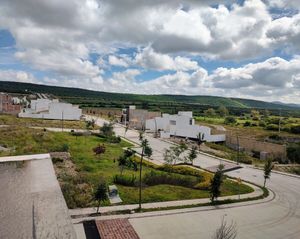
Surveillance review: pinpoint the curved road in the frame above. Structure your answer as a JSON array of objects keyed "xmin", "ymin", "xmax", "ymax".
[{"xmin": 90, "ymin": 116, "xmax": 300, "ymax": 239}]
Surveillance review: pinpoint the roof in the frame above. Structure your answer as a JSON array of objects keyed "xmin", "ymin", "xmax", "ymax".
[{"xmin": 0, "ymin": 155, "xmax": 76, "ymax": 238}]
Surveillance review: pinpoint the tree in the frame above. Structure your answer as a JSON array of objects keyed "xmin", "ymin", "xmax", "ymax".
[
  {"xmin": 187, "ymin": 145, "xmax": 198, "ymax": 165},
  {"xmin": 212, "ymin": 217, "xmax": 237, "ymax": 239},
  {"xmin": 204, "ymin": 108, "xmax": 216, "ymax": 117},
  {"xmin": 197, "ymin": 132, "xmax": 205, "ymax": 149},
  {"xmin": 287, "ymin": 143, "xmax": 300, "ymax": 163},
  {"xmin": 210, "ymin": 164, "xmax": 224, "ymax": 203},
  {"xmin": 138, "ymin": 133, "xmax": 152, "ymax": 211},
  {"xmin": 218, "ymin": 106, "xmax": 229, "ymax": 117},
  {"xmin": 118, "ymin": 149, "xmax": 136, "ymax": 175},
  {"xmin": 100, "ymin": 122, "xmax": 114, "ymax": 138},
  {"xmin": 94, "ymin": 180, "xmax": 108, "ymax": 213},
  {"xmin": 93, "ymin": 144, "xmax": 106, "ymax": 158},
  {"xmin": 263, "ymin": 157, "xmax": 274, "ymax": 187},
  {"xmin": 224, "ymin": 116, "xmax": 237, "ymax": 125},
  {"xmin": 86, "ymin": 119, "xmax": 95, "ymax": 130},
  {"xmin": 251, "ymin": 110, "xmax": 260, "ymax": 120}
]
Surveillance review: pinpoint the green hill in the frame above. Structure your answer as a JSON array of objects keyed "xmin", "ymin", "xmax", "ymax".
[{"xmin": 0, "ymin": 81, "xmax": 299, "ymax": 115}]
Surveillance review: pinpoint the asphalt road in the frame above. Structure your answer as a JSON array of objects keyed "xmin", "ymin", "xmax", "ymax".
[{"xmin": 89, "ymin": 116, "xmax": 300, "ymax": 239}]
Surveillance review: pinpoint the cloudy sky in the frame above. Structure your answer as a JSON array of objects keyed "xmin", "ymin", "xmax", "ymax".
[{"xmin": 0, "ymin": 0, "xmax": 300, "ymax": 103}]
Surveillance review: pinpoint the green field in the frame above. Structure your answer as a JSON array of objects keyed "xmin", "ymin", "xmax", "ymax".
[{"xmin": 0, "ymin": 124, "xmax": 253, "ymax": 208}]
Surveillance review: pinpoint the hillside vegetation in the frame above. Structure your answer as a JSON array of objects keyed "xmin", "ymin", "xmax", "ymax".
[{"xmin": 1, "ymin": 81, "xmax": 300, "ymax": 116}]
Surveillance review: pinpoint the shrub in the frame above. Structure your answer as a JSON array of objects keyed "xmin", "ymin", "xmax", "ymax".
[
  {"xmin": 108, "ymin": 136, "xmax": 121, "ymax": 143},
  {"xmin": 93, "ymin": 144, "xmax": 106, "ymax": 158},
  {"xmin": 259, "ymin": 121, "xmax": 266, "ymax": 127},
  {"xmin": 265, "ymin": 124, "xmax": 279, "ymax": 131},
  {"xmin": 113, "ymin": 174, "xmax": 136, "ymax": 186},
  {"xmin": 269, "ymin": 134, "xmax": 283, "ymax": 141},
  {"xmin": 290, "ymin": 125, "xmax": 300, "ymax": 134},
  {"xmin": 143, "ymin": 170, "xmax": 199, "ymax": 188},
  {"xmin": 224, "ymin": 116, "xmax": 237, "ymax": 125},
  {"xmin": 287, "ymin": 143, "xmax": 300, "ymax": 163},
  {"xmin": 243, "ymin": 121, "xmax": 251, "ymax": 127},
  {"xmin": 54, "ymin": 143, "xmax": 69, "ymax": 152}
]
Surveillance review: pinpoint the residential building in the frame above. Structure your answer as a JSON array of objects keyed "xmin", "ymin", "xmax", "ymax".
[
  {"xmin": 19, "ymin": 99, "xmax": 82, "ymax": 120},
  {"xmin": 146, "ymin": 111, "xmax": 225, "ymax": 142},
  {"xmin": 0, "ymin": 92, "xmax": 22, "ymax": 115},
  {"xmin": 121, "ymin": 105, "xmax": 161, "ymax": 129}
]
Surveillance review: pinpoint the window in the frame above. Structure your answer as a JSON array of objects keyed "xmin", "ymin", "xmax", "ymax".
[{"xmin": 170, "ymin": 120, "xmax": 176, "ymax": 125}]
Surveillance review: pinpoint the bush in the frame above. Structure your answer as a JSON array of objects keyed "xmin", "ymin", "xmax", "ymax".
[
  {"xmin": 243, "ymin": 121, "xmax": 251, "ymax": 127},
  {"xmin": 143, "ymin": 170, "xmax": 199, "ymax": 188},
  {"xmin": 259, "ymin": 121, "xmax": 266, "ymax": 127},
  {"xmin": 224, "ymin": 116, "xmax": 237, "ymax": 125},
  {"xmin": 290, "ymin": 125, "xmax": 300, "ymax": 134},
  {"xmin": 113, "ymin": 174, "xmax": 136, "ymax": 186},
  {"xmin": 265, "ymin": 124, "xmax": 279, "ymax": 131},
  {"xmin": 287, "ymin": 144, "xmax": 300, "ymax": 163},
  {"xmin": 55, "ymin": 143, "xmax": 69, "ymax": 152},
  {"xmin": 108, "ymin": 136, "xmax": 121, "ymax": 143},
  {"xmin": 93, "ymin": 144, "xmax": 106, "ymax": 158},
  {"xmin": 269, "ymin": 134, "xmax": 283, "ymax": 141}
]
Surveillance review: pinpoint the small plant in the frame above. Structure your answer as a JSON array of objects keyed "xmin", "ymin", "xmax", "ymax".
[
  {"xmin": 224, "ymin": 116, "xmax": 237, "ymax": 125},
  {"xmin": 263, "ymin": 157, "xmax": 274, "ymax": 188},
  {"xmin": 85, "ymin": 119, "xmax": 96, "ymax": 129},
  {"xmin": 93, "ymin": 144, "xmax": 106, "ymax": 158},
  {"xmin": 113, "ymin": 174, "xmax": 136, "ymax": 186},
  {"xmin": 99, "ymin": 122, "xmax": 114, "ymax": 138},
  {"xmin": 94, "ymin": 180, "xmax": 108, "ymax": 213},
  {"xmin": 212, "ymin": 216, "xmax": 237, "ymax": 239},
  {"xmin": 187, "ymin": 146, "xmax": 198, "ymax": 165},
  {"xmin": 210, "ymin": 164, "xmax": 224, "ymax": 203}
]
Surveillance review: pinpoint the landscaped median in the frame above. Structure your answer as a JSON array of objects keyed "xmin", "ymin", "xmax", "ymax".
[
  {"xmin": 0, "ymin": 122, "xmax": 267, "ymax": 213},
  {"xmin": 69, "ymin": 180, "xmax": 267, "ymax": 221}
]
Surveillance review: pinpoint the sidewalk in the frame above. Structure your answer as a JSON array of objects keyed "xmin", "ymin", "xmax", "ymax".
[{"xmin": 70, "ymin": 181, "xmax": 262, "ymax": 218}]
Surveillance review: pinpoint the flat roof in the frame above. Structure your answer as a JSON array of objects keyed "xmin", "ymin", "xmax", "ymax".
[{"xmin": 0, "ymin": 155, "xmax": 76, "ymax": 238}]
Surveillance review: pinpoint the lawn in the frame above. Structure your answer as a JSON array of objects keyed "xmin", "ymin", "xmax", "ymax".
[{"xmin": 0, "ymin": 125, "xmax": 253, "ymax": 209}]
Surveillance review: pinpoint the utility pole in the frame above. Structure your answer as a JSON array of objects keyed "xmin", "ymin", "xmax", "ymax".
[
  {"xmin": 278, "ymin": 108, "xmax": 282, "ymax": 134},
  {"xmin": 61, "ymin": 110, "xmax": 64, "ymax": 132},
  {"xmin": 236, "ymin": 134, "xmax": 240, "ymax": 165}
]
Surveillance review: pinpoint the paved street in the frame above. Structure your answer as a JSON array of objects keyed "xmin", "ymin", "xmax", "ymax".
[{"xmin": 87, "ymin": 115, "xmax": 300, "ymax": 239}]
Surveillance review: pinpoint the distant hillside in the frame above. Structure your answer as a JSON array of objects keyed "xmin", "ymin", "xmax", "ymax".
[{"xmin": 0, "ymin": 81, "xmax": 299, "ymax": 113}]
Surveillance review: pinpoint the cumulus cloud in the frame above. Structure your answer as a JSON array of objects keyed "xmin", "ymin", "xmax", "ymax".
[
  {"xmin": 0, "ymin": 0, "xmax": 299, "ymax": 103},
  {"xmin": 135, "ymin": 47, "xmax": 199, "ymax": 71},
  {"xmin": 0, "ymin": 70, "xmax": 37, "ymax": 83}
]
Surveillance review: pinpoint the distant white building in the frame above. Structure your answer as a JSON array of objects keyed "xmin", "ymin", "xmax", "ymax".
[
  {"xmin": 145, "ymin": 111, "xmax": 225, "ymax": 142},
  {"xmin": 19, "ymin": 99, "xmax": 82, "ymax": 120}
]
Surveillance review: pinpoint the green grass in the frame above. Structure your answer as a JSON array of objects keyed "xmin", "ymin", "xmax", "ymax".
[{"xmin": 0, "ymin": 124, "xmax": 253, "ymax": 208}]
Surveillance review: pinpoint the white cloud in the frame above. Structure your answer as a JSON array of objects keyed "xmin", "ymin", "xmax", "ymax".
[
  {"xmin": 0, "ymin": 70, "xmax": 37, "ymax": 83},
  {"xmin": 108, "ymin": 55, "xmax": 130, "ymax": 67},
  {"xmin": 0, "ymin": 0, "xmax": 299, "ymax": 103},
  {"xmin": 135, "ymin": 47, "xmax": 199, "ymax": 71}
]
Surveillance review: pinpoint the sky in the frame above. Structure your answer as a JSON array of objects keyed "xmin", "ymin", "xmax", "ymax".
[{"xmin": 0, "ymin": 0, "xmax": 300, "ymax": 103}]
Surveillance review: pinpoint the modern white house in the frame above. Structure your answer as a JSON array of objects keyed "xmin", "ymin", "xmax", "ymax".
[
  {"xmin": 19, "ymin": 99, "xmax": 82, "ymax": 120},
  {"xmin": 145, "ymin": 111, "xmax": 225, "ymax": 142}
]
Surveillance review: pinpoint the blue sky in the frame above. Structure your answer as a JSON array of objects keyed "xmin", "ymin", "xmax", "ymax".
[{"xmin": 0, "ymin": 0, "xmax": 299, "ymax": 103}]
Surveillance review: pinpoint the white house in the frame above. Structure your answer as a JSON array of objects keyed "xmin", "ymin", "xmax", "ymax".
[
  {"xmin": 19, "ymin": 99, "xmax": 82, "ymax": 120},
  {"xmin": 145, "ymin": 111, "xmax": 225, "ymax": 142}
]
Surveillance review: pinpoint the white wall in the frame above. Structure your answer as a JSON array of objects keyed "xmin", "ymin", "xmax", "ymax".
[
  {"xmin": 146, "ymin": 111, "xmax": 225, "ymax": 142},
  {"xmin": 19, "ymin": 99, "xmax": 82, "ymax": 120}
]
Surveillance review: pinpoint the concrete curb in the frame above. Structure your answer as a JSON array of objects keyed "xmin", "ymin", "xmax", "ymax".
[{"xmin": 71, "ymin": 187, "xmax": 273, "ymax": 223}]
